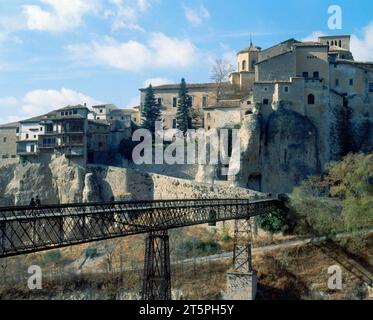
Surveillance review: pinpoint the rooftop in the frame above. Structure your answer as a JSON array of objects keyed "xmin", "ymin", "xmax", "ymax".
[
  {"xmin": 0, "ymin": 121, "xmax": 19, "ymax": 129},
  {"xmin": 140, "ymin": 82, "xmax": 217, "ymax": 91}
]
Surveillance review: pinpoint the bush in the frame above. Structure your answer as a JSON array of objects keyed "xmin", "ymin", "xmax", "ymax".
[
  {"xmin": 256, "ymin": 209, "xmax": 289, "ymax": 235},
  {"xmin": 85, "ymin": 247, "xmax": 98, "ymax": 259},
  {"xmin": 175, "ymin": 237, "xmax": 221, "ymax": 260},
  {"xmin": 43, "ymin": 250, "xmax": 62, "ymax": 264},
  {"xmin": 291, "ymin": 152, "xmax": 373, "ymax": 248}
]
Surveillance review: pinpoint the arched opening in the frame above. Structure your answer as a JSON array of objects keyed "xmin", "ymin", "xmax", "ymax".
[
  {"xmin": 251, "ymin": 59, "xmax": 256, "ymax": 70},
  {"xmin": 339, "ymin": 40, "xmax": 342, "ymax": 47},
  {"xmin": 248, "ymin": 173, "xmax": 262, "ymax": 191},
  {"xmin": 242, "ymin": 60, "xmax": 246, "ymax": 71},
  {"xmin": 308, "ymin": 94, "xmax": 315, "ymax": 105}
]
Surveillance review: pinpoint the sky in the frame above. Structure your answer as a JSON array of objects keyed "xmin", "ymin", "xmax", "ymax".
[{"xmin": 0, "ymin": 0, "xmax": 373, "ymax": 124}]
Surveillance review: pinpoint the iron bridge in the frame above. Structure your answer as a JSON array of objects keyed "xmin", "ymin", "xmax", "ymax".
[{"xmin": 0, "ymin": 197, "xmax": 284, "ymax": 300}]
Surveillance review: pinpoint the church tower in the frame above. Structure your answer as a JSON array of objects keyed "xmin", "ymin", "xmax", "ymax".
[
  {"xmin": 237, "ymin": 40, "xmax": 261, "ymax": 73},
  {"xmin": 230, "ymin": 39, "xmax": 261, "ymax": 93}
]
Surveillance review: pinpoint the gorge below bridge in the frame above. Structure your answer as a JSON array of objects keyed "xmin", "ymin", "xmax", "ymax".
[{"xmin": 0, "ymin": 197, "xmax": 285, "ymax": 300}]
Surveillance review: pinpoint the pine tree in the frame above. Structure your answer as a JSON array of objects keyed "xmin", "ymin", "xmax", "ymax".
[
  {"xmin": 141, "ymin": 84, "xmax": 162, "ymax": 135},
  {"xmin": 176, "ymin": 78, "xmax": 192, "ymax": 134}
]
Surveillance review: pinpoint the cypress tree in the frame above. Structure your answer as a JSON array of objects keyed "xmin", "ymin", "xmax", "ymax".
[
  {"xmin": 176, "ymin": 78, "xmax": 192, "ymax": 134},
  {"xmin": 141, "ymin": 84, "xmax": 162, "ymax": 135}
]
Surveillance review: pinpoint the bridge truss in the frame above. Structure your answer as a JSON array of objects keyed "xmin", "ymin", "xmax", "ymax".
[{"xmin": 0, "ymin": 198, "xmax": 283, "ymax": 299}]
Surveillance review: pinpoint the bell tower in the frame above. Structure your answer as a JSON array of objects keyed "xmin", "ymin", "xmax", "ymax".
[{"xmin": 237, "ymin": 39, "xmax": 261, "ymax": 73}]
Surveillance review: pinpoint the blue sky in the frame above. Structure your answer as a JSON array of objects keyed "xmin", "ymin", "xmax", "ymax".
[{"xmin": 0, "ymin": 0, "xmax": 373, "ymax": 124}]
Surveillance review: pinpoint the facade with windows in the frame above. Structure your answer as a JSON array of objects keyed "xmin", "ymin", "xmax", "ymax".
[
  {"xmin": 0, "ymin": 122, "xmax": 19, "ymax": 159},
  {"xmin": 139, "ymin": 83, "xmax": 218, "ymax": 130}
]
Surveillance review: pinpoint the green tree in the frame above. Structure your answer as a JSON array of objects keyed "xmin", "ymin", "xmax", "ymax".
[
  {"xmin": 141, "ymin": 84, "xmax": 162, "ymax": 135},
  {"xmin": 256, "ymin": 209, "xmax": 288, "ymax": 235},
  {"xmin": 291, "ymin": 153, "xmax": 373, "ymax": 248},
  {"xmin": 176, "ymin": 78, "xmax": 192, "ymax": 134}
]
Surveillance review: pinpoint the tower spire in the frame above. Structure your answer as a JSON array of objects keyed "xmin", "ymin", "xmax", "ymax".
[{"xmin": 249, "ymin": 34, "xmax": 253, "ymax": 48}]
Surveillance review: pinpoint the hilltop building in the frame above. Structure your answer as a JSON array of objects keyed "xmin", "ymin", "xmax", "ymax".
[
  {"xmin": 6, "ymin": 104, "xmax": 138, "ymax": 164},
  {"xmin": 0, "ymin": 122, "xmax": 19, "ymax": 160}
]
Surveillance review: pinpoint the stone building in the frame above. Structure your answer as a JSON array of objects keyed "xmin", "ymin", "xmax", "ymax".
[
  {"xmin": 0, "ymin": 122, "xmax": 19, "ymax": 159},
  {"xmin": 139, "ymin": 83, "xmax": 218, "ymax": 129},
  {"xmin": 228, "ymin": 34, "xmax": 373, "ymax": 193},
  {"xmin": 14, "ymin": 104, "xmax": 136, "ymax": 164}
]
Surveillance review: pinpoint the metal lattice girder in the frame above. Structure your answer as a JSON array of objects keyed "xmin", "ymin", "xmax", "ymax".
[
  {"xmin": 0, "ymin": 198, "xmax": 283, "ymax": 258},
  {"xmin": 142, "ymin": 230, "xmax": 171, "ymax": 300},
  {"xmin": 232, "ymin": 218, "xmax": 253, "ymax": 273}
]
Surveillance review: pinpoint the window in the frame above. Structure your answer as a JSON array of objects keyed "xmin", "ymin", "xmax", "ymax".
[
  {"xmin": 308, "ymin": 94, "xmax": 315, "ymax": 105},
  {"xmin": 3, "ymin": 137, "xmax": 6, "ymax": 143},
  {"xmin": 34, "ymin": 135, "xmax": 36, "ymax": 139},
  {"xmin": 302, "ymin": 72, "xmax": 309, "ymax": 79},
  {"xmin": 263, "ymin": 87, "xmax": 268, "ymax": 92},
  {"xmin": 242, "ymin": 60, "xmax": 246, "ymax": 71},
  {"xmin": 339, "ymin": 40, "xmax": 342, "ymax": 47},
  {"xmin": 172, "ymin": 119, "xmax": 177, "ymax": 129},
  {"xmin": 263, "ymin": 99, "xmax": 269, "ymax": 105},
  {"xmin": 313, "ymin": 71, "xmax": 319, "ymax": 79},
  {"xmin": 251, "ymin": 60, "xmax": 256, "ymax": 70},
  {"xmin": 202, "ymin": 96, "xmax": 208, "ymax": 107},
  {"xmin": 284, "ymin": 86, "xmax": 289, "ymax": 93},
  {"xmin": 369, "ymin": 82, "xmax": 373, "ymax": 93},
  {"xmin": 26, "ymin": 134, "xmax": 29, "ymax": 139},
  {"xmin": 173, "ymin": 97, "xmax": 177, "ymax": 108},
  {"xmin": 73, "ymin": 110, "xmax": 78, "ymax": 115},
  {"xmin": 40, "ymin": 127, "xmax": 43, "ymax": 131},
  {"xmin": 99, "ymin": 109, "xmax": 103, "ymax": 113},
  {"xmin": 335, "ymin": 79, "xmax": 340, "ymax": 87},
  {"xmin": 349, "ymin": 79, "xmax": 354, "ymax": 86},
  {"xmin": 157, "ymin": 98, "xmax": 162, "ymax": 106},
  {"xmin": 247, "ymin": 101, "xmax": 251, "ymax": 105}
]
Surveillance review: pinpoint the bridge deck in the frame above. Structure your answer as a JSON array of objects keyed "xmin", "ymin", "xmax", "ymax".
[{"xmin": 0, "ymin": 198, "xmax": 282, "ymax": 258}]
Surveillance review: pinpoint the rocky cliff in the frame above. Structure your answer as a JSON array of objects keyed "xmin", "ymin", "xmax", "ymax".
[
  {"xmin": 0, "ymin": 156, "xmax": 259, "ymax": 207},
  {"xmin": 229, "ymin": 100, "xmax": 372, "ymax": 193}
]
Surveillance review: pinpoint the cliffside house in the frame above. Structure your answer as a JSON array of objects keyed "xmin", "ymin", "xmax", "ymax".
[{"xmin": 0, "ymin": 122, "xmax": 19, "ymax": 160}]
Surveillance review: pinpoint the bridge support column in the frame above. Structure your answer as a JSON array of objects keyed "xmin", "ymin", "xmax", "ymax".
[
  {"xmin": 226, "ymin": 218, "xmax": 257, "ymax": 300},
  {"xmin": 142, "ymin": 229, "xmax": 171, "ymax": 300}
]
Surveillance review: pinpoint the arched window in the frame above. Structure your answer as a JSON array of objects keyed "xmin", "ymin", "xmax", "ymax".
[
  {"xmin": 339, "ymin": 40, "xmax": 342, "ymax": 47},
  {"xmin": 327, "ymin": 41, "xmax": 329, "ymax": 45},
  {"xmin": 242, "ymin": 60, "xmax": 246, "ymax": 71},
  {"xmin": 251, "ymin": 60, "xmax": 256, "ymax": 70},
  {"xmin": 308, "ymin": 94, "xmax": 315, "ymax": 105}
]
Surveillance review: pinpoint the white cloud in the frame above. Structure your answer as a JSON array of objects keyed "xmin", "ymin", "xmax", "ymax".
[
  {"xmin": 66, "ymin": 33, "xmax": 198, "ymax": 71},
  {"xmin": 351, "ymin": 22, "xmax": 373, "ymax": 62},
  {"xmin": 0, "ymin": 88, "xmax": 103, "ymax": 125},
  {"xmin": 21, "ymin": 88, "xmax": 103, "ymax": 116},
  {"xmin": 104, "ymin": 0, "xmax": 153, "ymax": 31},
  {"xmin": 184, "ymin": 4, "xmax": 210, "ymax": 27},
  {"xmin": 143, "ymin": 78, "xmax": 173, "ymax": 87},
  {"xmin": 22, "ymin": 0, "xmax": 98, "ymax": 32},
  {"xmin": 301, "ymin": 31, "xmax": 326, "ymax": 42}
]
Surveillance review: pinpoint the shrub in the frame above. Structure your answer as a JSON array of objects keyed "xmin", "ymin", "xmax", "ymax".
[
  {"xmin": 256, "ymin": 209, "xmax": 289, "ymax": 235},
  {"xmin": 43, "ymin": 250, "xmax": 62, "ymax": 264},
  {"xmin": 85, "ymin": 247, "xmax": 98, "ymax": 259},
  {"xmin": 175, "ymin": 237, "xmax": 221, "ymax": 260}
]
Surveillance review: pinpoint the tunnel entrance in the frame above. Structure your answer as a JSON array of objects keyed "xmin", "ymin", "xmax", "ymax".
[{"xmin": 247, "ymin": 173, "xmax": 262, "ymax": 192}]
